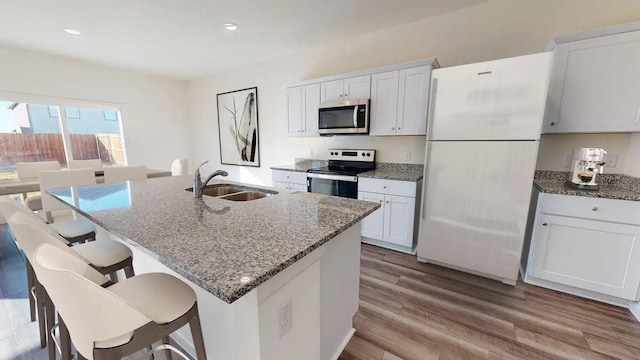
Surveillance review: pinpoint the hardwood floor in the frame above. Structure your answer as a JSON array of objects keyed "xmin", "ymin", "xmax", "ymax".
[
  {"xmin": 339, "ymin": 244, "xmax": 640, "ymax": 360},
  {"xmin": 3, "ymin": 224, "xmax": 640, "ymax": 360}
]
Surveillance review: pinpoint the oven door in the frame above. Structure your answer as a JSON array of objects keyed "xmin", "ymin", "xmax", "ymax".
[{"xmin": 307, "ymin": 173, "xmax": 358, "ymax": 198}]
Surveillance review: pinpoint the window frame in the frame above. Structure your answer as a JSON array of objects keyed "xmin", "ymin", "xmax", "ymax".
[
  {"xmin": 48, "ymin": 105, "xmax": 59, "ymax": 117},
  {"xmin": 65, "ymin": 107, "xmax": 80, "ymax": 119}
]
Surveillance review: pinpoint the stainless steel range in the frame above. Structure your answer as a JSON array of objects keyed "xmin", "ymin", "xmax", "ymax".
[{"xmin": 307, "ymin": 149, "xmax": 376, "ymax": 198}]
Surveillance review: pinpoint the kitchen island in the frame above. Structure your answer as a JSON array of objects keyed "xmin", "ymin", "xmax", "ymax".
[{"xmin": 47, "ymin": 176, "xmax": 380, "ymax": 360}]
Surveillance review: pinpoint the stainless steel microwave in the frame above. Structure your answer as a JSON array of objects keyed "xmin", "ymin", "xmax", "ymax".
[{"xmin": 318, "ymin": 99, "xmax": 369, "ymax": 135}]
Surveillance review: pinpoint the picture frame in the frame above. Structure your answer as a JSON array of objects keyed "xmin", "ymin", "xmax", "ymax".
[{"xmin": 216, "ymin": 87, "xmax": 260, "ymax": 167}]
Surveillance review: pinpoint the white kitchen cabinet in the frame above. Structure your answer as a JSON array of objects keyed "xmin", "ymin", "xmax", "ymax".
[
  {"xmin": 371, "ymin": 66, "xmax": 431, "ymax": 136},
  {"xmin": 287, "ymin": 83, "xmax": 320, "ymax": 137},
  {"xmin": 524, "ymin": 191, "xmax": 640, "ymax": 303},
  {"xmin": 358, "ymin": 178, "xmax": 421, "ymax": 254},
  {"xmin": 543, "ymin": 29, "xmax": 640, "ymax": 133},
  {"xmin": 272, "ymin": 170, "xmax": 308, "ymax": 191},
  {"xmin": 320, "ymin": 75, "xmax": 371, "ymax": 103}
]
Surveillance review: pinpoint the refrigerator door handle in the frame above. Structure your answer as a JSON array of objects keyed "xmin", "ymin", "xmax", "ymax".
[
  {"xmin": 426, "ymin": 78, "xmax": 438, "ymax": 140},
  {"xmin": 421, "ymin": 141, "xmax": 432, "ymax": 221}
]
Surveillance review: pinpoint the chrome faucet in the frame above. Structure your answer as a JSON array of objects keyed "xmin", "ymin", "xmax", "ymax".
[{"xmin": 193, "ymin": 161, "xmax": 228, "ymax": 198}]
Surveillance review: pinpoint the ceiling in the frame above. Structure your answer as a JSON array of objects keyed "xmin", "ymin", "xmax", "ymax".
[{"xmin": 0, "ymin": 0, "xmax": 484, "ymax": 80}]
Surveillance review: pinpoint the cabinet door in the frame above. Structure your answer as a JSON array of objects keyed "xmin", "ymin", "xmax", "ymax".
[
  {"xmin": 273, "ymin": 181, "xmax": 289, "ymax": 190},
  {"xmin": 303, "ymin": 83, "xmax": 320, "ymax": 136},
  {"xmin": 547, "ymin": 31, "xmax": 640, "ymax": 133},
  {"xmin": 286, "ymin": 86, "xmax": 303, "ymax": 137},
  {"xmin": 384, "ymin": 195, "xmax": 415, "ymax": 247},
  {"xmin": 344, "ymin": 75, "xmax": 371, "ymax": 99},
  {"xmin": 370, "ymin": 71, "xmax": 399, "ymax": 136},
  {"xmin": 289, "ymin": 183, "xmax": 308, "ymax": 192},
  {"xmin": 358, "ymin": 192, "xmax": 384, "ymax": 241},
  {"xmin": 531, "ymin": 214, "xmax": 640, "ymax": 300},
  {"xmin": 320, "ymin": 79, "xmax": 345, "ymax": 103},
  {"xmin": 397, "ymin": 66, "xmax": 430, "ymax": 135}
]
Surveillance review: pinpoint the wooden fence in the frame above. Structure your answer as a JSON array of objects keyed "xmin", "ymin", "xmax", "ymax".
[{"xmin": 0, "ymin": 133, "xmax": 124, "ymax": 168}]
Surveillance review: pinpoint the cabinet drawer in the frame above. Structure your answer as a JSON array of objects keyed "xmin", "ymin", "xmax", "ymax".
[
  {"xmin": 541, "ymin": 193, "xmax": 640, "ymax": 225},
  {"xmin": 272, "ymin": 170, "xmax": 308, "ymax": 185},
  {"xmin": 358, "ymin": 177, "xmax": 416, "ymax": 197}
]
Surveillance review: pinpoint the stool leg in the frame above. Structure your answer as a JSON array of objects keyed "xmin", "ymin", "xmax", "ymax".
[
  {"xmin": 44, "ymin": 291, "xmax": 56, "ymax": 360},
  {"xmin": 123, "ymin": 259, "xmax": 135, "ymax": 279},
  {"xmin": 189, "ymin": 306, "xmax": 207, "ymax": 360},
  {"xmin": 34, "ymin": 280, "xmax": 46, "ymax": 349},
  {"xmin": 26, "ymin": 262, "xmax": 36, "ymax": 322},
  {"xmin": 59, "ymin": 316, "xmax": 73, "ymax": 360},
  {"xmin": 162, "ymin": 336, "xmax": 172, "ymax": 360},
  {"xmin": 109, "ymin": 271, "xmax": 118, "ymax": 283}
]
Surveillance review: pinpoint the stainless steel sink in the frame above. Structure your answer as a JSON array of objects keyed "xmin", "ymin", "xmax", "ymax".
[
  {"xmin": 219, "ymin": 191, "xmax": 269, "ymax": 201},
  {"xmin": 186, "ymin": 184, "xmax": 277, "ymax": 201}
]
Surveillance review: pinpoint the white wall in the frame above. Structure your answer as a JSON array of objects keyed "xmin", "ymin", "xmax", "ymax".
[
  {"xmin": 187, "ymin": 0, "xmax": 640, "ymax": 185},
  {"xmin": 0, "ymin": 44, "xmax": 189, "ymax": 171}
]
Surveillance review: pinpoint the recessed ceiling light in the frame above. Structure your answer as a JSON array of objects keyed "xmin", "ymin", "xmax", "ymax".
[
  {"xmin": 224, "ymin": 23, "xmax": 238, "ymax": 31},
  {"xmin": 63, "ymin": 27, "xmax": 81, "ymax": 35}
]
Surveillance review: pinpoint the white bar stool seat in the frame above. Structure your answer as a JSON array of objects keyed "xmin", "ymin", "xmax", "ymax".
[
  {"xmin": 48, "ymin": 219, "xmax": 96, "ymax": 238},
  {"xmin": 73, "ymin": 240, "xmax": 133, "ymax": 268},
  {"xmin": 16, "ymin": 161, "xmax": 60, "ymax": 211}
]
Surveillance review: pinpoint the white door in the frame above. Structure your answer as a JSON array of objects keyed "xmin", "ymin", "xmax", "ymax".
[
  {"xmin": 384, "ymin": 195, "xmax": 415, "ymax": 247},
  {"xmin": 531, "ymin": 214, "xmax": 640, "ymax": 300},
  {"xmin": 370, "ymin": 71, "xmax": 399, "ymax": 136},
  {"xmin": 554, "ymin": 32, "xmax": 640, "ymax": 133},
  {"xmin": 397, "ymin": 66, "xmax": 430, "ymax": 135},
  {"xmin": 303, "ymin": 83, "xmax": 320, "ymax": 136},
  {"xmin": 417, "ymin": 140, "xmax": 540, "ymax": 282},
  {"xmin": 287, "ymin": 86, "xmax": 303, "ymax": 136},
  {"xmin": 344, "ymin": 75, "xmax": 371, "ymax": 99},
  {"xmin": 320, "ymin": 79, "xmax": 345, "ymax": 103},
  {"xmin": 358, "ymin": 192, "xmax": 384, "ymax": 241}
]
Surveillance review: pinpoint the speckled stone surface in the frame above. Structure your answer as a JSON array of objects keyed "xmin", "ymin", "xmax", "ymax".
[
  {"xmin": 271, "ymin": 160, "xmax": 424, "ymax": 182},
  {"xmin": 47, "ymin": 177, "xmax": 380, "ymax": 303},
  {"xmin": 270, "ymin": 159, "xmax": 327, "ymax": 172},
  {"xmin": 359, "ymin": 163, "xmax": 424, "ymax": 182},
  {"xmin": 534, "ymin": 170, "xmax": 640, "ymax": 201}
]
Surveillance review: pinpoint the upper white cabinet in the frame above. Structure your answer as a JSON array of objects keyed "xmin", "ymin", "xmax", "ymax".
[
  {"xmin": 544, "ymin": 28, "xmax": 640, "ymax": 133},
  {"xmin": 320, "ymin": 75, "xmax": 371, "ymax": 103},
  {"xmin": 370, "ymin": 66, "xmax": 430, "ymax": 136},
  {"xmin": 287, "ymin": 83, "xmax": 320, "ymax": 137}
]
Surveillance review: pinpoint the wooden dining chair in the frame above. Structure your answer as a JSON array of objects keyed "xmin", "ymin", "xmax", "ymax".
[{"xmin": 103, "ymin": 165, "xmax": 147, "ymax": 183}]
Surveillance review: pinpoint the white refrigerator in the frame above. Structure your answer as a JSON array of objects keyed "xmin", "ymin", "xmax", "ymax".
[{"xmin": 417, "ymin": 53, "xmax": 552, "ymax": 285}]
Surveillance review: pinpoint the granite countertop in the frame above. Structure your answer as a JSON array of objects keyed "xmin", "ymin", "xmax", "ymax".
[
  {"xmin": 534, "ymin": 170, "xmax": 640, "ymax": 201},
  {"xmin": 48, "ymin": 177, "xmax": 380, "ymax": 303},
  {"xmin": 271, "ymin": 160, "xmax": 424, "ymax": 182}
]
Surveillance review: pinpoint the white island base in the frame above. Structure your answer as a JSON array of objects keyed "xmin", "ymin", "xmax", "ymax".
[{"xmin": 107, "ymin": 224, "xmax": 361, "ymax": 360}]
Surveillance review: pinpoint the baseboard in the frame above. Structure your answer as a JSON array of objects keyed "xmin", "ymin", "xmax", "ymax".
[
  {"xmin": 523, "ymin": 275, "xmax": 631, "ymax": 308},
  {"xmin": 362, "ymin": 238, "xmax": 415, "ymax": 254},
  {"xmin": 328, "ymin": 327, "xmax": 355, "ymax": 360}
]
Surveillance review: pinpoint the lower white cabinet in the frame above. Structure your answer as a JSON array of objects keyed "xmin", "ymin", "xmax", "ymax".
[
  {"xmin": 358, "ymin": 178, "xmax": 421, "ymax": 254},
  {"xmin": 525, "ymin": 192, "xmax": 640, "ymax": 302},
  {"xmin": 272, "ymin": 170, "xmax": 308, "ymax": 192}
]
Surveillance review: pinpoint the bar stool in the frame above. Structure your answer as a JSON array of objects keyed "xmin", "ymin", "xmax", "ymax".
[
  {"xmin": 2, "ymin": 203, "xmax": 135, "ymax": 359},
  {"xmin": 67, "ymin": 159, "xmax": 104, "ymax": 171},
  {"xmin": 103, "ymin": 165, "xmax": 147, "ymax": 183},
  {"xmin": 32, "ymin": 242, "xmax": 207, "ymax": 360},
  {"xmin": 39, "ymin": 168, "xmax": 98, "ymax": 244}
]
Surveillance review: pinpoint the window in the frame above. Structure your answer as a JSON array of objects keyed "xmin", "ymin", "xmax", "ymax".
[
  {"xmin": 0, "ymin": 100, "xmax": 127, "ymax": 180},
  {"xmin": 65, "ymin": 107, "xmax": 80, "ymax": 119},
  {"xmin": 48, "ymin": 105, "xmax": 59, "ymax": 117},
  {"xmin": 104, "ymin": 110, "xmax": 118, "ymax": 121}
]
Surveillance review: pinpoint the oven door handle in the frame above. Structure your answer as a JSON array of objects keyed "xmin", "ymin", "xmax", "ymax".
[{"xmin": 307, "ymin": 173, "xmax": 358, "ymax": 182}]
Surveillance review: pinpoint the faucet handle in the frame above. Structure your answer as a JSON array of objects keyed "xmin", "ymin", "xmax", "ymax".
[{"xmin": 196, "ymin": 160, "xmax": 209, "ymax": 174}]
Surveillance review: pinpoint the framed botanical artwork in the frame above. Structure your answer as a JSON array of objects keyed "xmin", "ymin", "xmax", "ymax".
[{"xmin": 216, "ymin": 87, "xmax": 260, "ymax": 167}]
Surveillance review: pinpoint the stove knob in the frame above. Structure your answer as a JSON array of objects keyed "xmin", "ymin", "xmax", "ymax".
[
  {"xmin": 367, "ymin": 153, "xmax": 371, "ymax": 157},
  {"xmin": 330, "ymin": 152, "xmax": 334, "ymax": 155},
  {"xmin": 361, "ymin": 152, "xmax": 365, "ymax": 156}
]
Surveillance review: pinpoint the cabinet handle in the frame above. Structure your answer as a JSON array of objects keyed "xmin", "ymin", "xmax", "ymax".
[
  {"xmin": 550, "ymin": 122, "xmax": 556, "ymax": 126},
  {"xmin": 339, "ymin": 94, "xmax": 343, "ymax": 98},
  {"xmin": 383, "ymin": 186, "xmax": 387, "ymax": 189},
  {"xmin": 386, "ymin": 201, "xmax": 390, "ymax": 204},
  {"xmin": 592, "ymin": 207, "xmax": 598, "ymax": 211},
  {"xmin": 379, "ymin": 200, "xmax": 383, "ymax": 203},
  {"xmin": 398, "ymin": 127, "xmax": 401, "ymax": 130},
  {"xmin": 542, "ymin": 223, "xmax": 548, "ymax": 226}
]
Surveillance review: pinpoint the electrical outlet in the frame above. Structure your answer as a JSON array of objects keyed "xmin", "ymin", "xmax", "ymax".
[
  {"xmin": 605, "ymin": 153, "xmax": 618, "ymax": 168},
  {"xmin": 403, "ymin": 150, "xmax": 411, "ymax": 162},
  {"xmin": 279, "ymin": 298, "xmax": 293, "ymax": 338}
]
